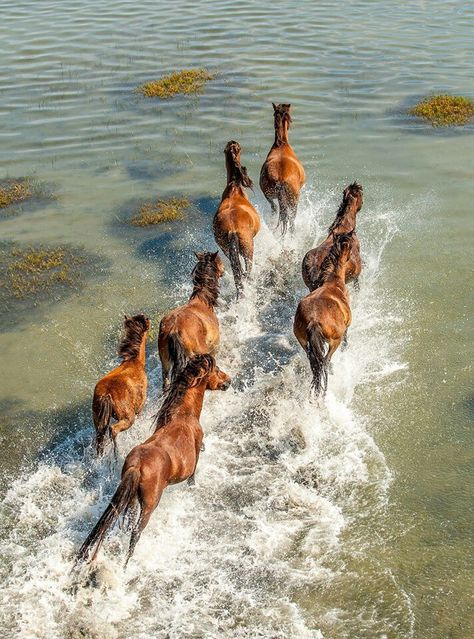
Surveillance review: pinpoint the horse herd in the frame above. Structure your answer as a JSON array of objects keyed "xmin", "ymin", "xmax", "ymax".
[{"xmin": 76, "ymin": 103, "xmax": 364, "ymax": 566}]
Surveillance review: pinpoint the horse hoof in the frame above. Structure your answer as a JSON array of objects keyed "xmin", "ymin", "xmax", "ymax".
[
  {"xmin": 200, "ymin": 443, "xmax": 205, "ymax": 452},
  {"xmin": 187, "ymin": 475, "xmax": 195, "ymax": 487}
]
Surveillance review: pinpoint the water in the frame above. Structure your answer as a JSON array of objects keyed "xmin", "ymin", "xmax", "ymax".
[{"xmin": 0, "ymin": 1, "xmax": 472, "ymax": 637}]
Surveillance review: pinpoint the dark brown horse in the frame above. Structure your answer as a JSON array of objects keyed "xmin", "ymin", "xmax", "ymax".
[
  {"xmin": 92, "ymin": 314, "xmax": 151, "ymax": 456},
  {"xmin": 158, "ymin": 252, "xmax": 224, "ymax": 390},
  {"xmin": 260, "ymin": 103, "xmax": 305, "ymax": 235},
  {"xmin": 302, "ymin": 182, "xmax": 363, "ymax": 291},
  {"xmin": 213, "ymin": 141, "xmax": 261, "ymax": 296},
  {"xmin": 77, "ymin": 354, "xmax": 231, "ymax": 564},
  {"xmin": 294, "ymin": 234, "xmax": 353, "ymax": 395}
]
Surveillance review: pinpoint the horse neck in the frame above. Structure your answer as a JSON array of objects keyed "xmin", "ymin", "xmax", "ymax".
[
  {"xmin": 225, "ymin": 155, "xmax": 245, "ymax": 188},
  {"xmin": 190, "ymin": 277, "xmax": 218, "ymax": 308},
  {"xmin": 222, "ymin": 182, "xmax": 245, "ymax": 200},
  {"xmin": 333, "ymin": 204, "xmax": 358, "ymax": 233},
  {"xmin": 333, "ymin": 262, "xmax": 350, "ymax": 285},
  {"xmin": 274, "ymin": 119, "xmax": 289, "ymax": 146},
  {"xmin": 136, "ymin": 334, "xmax": 147, "ymax": 365},
  {"xmin": 176, "ymin": 383, "xmax": 206, "ymax": 421}
]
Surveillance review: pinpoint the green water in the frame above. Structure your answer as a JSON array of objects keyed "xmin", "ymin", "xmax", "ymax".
[{"xmin": 0, "ymin": 1, "xmax": 473, "ymax": 637}]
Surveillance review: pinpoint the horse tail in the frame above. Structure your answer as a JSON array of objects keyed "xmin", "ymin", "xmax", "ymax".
[
  {"xmin": 93, "ymin": 393, "xmax": 113, "ymax": 456},
  {"xmin": 228, "ymin": 232, "xmax": 243, "ymax": 297},
  {"xmin": 276, "ymin": 183, "xmax": 295, "ymax": 236},
  {"xmin": 167, "ymin": 333, "xmax": 188, "ymax": 382},
  {"xmin": 76, "ymin": 467, "xmax": 140, "ymax": 564},
  {"xmin": 306, "ymin": 323, "xmax": 328, "ymax": 396}
]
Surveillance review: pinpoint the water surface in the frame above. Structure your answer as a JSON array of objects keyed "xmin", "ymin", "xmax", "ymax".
[{"xmin": 0, "ymin": 1, "xmax": 473, "ymax": 637}]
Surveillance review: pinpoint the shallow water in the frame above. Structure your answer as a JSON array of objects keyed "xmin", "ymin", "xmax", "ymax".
[{"xmin": 0, "ymin": 1, "xmax": 473, "ymax": 637}]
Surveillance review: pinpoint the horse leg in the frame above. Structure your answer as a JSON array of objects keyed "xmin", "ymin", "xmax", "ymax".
[
  {"xmin": 111, "ymin": 416, "xmax": 135, "ymax": 459},
  {"xmin": 126, "ymin": 478, "xmax": 166, "ymax": 565},
  {"xmin": 241, "ymin": 237, "xmax": 254, "ymax": 278},
  {"xmin": 187, "ymin": 442, "xmax": 203, "ymax": 486},
  {"xmin": 341, "ymin": 329, "xmax": 349, "ymax": 351},
  {"xmin": 326, "ymin": 338, "xmax": 342, "ymax": 374},
  {"xmin": 353, "ymin": 277, "xmax": 360, "ymax": 292}
]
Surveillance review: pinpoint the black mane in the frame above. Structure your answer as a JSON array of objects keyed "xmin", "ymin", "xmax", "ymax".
[
  {"xmin": 312, "ymin": 233, "xmax": 352, "ymax": 289},
  {"xmin": 118, "ymin": 314, "xmax": 149, "ymax": 361},
  {"xmin": 328, "ymin": 182, "xmax": 363, "ymax": 234},
  {"xmin": 224, "ymin": 140, "xmax": 253, "ymax": 189},
  {"xmin": 190, "ymin": 252, "xmax": 221, "ymax": 307},
  {"xmin": 273, "ymin": 103, "xmax": 292, "ymax": 146},
  {"xmin": 153, "ymin": 354, "xmax": 215, "ymax": 431}
]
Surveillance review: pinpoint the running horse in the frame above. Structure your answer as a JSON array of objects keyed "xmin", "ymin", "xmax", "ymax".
[
  {"xmin": 293, "ymin": 234, "xmax": 353, "ymax": 396},
  {"xmin": 259, "ymin": 103, "xmax": 305, "ymax": 235},
  {"xmin": 76, "ymin": 355, "xmax": 231, "ymax": 565},
  {"xmin": 302, "ymin": 182, "xmax": 363, "ymax": 291},
  {"xmin": 158, "ymin": 251, "xmax": 224, "ymax": 390},
  {"xmin": 213, "ymin": 140, "xmax": 260, "ymax": 297},
  {"xmin": 92, "ymin": 314, "xmax": 151, "ymax": 456}
]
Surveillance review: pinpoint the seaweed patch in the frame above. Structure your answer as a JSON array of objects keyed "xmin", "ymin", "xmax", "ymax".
[
  {"xmin": 0, "ymin": 180, "xmax": 32, "ymax": 210},
  {"xmin": 409, "ymin": 95, "xmax": 474, "ymax": 127},
  {"xmin": 130, "ymin": 197, "xmax": 190, "ymax": 227},
  {"xmin": 136, "ymin": 69, "xmax": 215, "ymax": 99},
  {"xmin": 0, "ymin": 178, "xmax": 55, "ymax": 217},
  {"xmin": 1, "ymin": 246, "xmax": 85, "ymax": 298}
]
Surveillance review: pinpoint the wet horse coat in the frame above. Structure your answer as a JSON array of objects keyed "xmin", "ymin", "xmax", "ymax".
[
  {"xmin": 158, "ymin": 252, "xmax": 224, "ymax": 389},
  {"xmin": 302, "ymin": 182, "xmax": 363, "ymax": 291},
  {"xmin": 77, "ymin": 355, "xmax": 231, "ymax": 564},
  {"xmin": 260, "ymin": 103, "xmax": 305, "ymax": 234},
  {"xmin": 92, "ymin": 314, "xmax": 150, "ymax": 455},
  {"xmin": 213, "ymin": 140, "xmax": 260, "ymax": 296},
  {"xmin": 294, "ymin": 234, "xmax": 353, "ymax": 395}
]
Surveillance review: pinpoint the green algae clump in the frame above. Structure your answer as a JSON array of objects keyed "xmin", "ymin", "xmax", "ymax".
[
  {"xmin": 2, "ymin": 247, "xmax": 84, "ymax": 298},
  {"xmin": 409, "ymin": 95, "xmax": 474, "ymax": 127},
  {"xmin": 0, "ymin": 180, "xmax": 32, "ymax": 209},
  {"xmin": 136, "ymin": 69, "xmax": 214, "ymax": 99},
  {"xmin": 130, "ymin": 197, "xmax": 189, "ymax": 227}
]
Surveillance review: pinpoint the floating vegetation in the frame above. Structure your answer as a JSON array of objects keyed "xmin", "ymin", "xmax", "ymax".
[
  {"xmin": 0, "ymin": 179, "xmax": 32, "ymax": 210},
  {"xmin": 0, "ymin": 242, "xmax": 108, "ymax": 331},
  {"xmin": 136, "ymin": 69, "xmax": 214, "ymax": 99},
  {"xmin": 1, "ymin": 247, "xmax": 84, "ymax": 298},
  {"xmin": 130, "ymin": 197, "xmax": 190, "ymax": 227},
  {"xmin": 409, "ymin": 95, "xmax": 474, "ymax": 127},
  {"xmin": 0, "ymin": 177, "xmax": 55, "ymax": 217}
]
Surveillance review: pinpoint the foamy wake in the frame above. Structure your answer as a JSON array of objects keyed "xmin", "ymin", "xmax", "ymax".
[{"xmin": 0, "ymin": 185, "xmax": 413, "ymax": 639}]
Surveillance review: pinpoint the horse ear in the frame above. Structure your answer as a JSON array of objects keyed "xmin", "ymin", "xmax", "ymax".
[
  {"xmin": 124, "ymin": 314, "xmax": 130, "ymax": 321},
  {"xmin": 285, "ymin": 104, "xmax": 292, "ymax": 110},
  {"xmin": 272, "ymin": 102, "xmax": 277, "ymax": 111},
  {"xmin": 212, "ymin": 251, "xmax": 219, "ymax": 260},
  {"xmin": 195, "ymin": 251, "xmax": 204, "ymax": 260}
]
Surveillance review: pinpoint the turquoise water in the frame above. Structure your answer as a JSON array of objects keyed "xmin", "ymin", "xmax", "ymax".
[{"xmin": 0, "ymin": 1, "xmax": 473, "ymax": 637}]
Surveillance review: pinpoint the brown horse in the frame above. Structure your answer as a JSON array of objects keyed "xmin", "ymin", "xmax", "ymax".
[
  {"xmin": 76, "ymin": 354, "xmax": 231, "ymax": 565},
  {"xmin": 213, "ymin": 140, "xmax": 260, "ymax": 296},
  {"xmin": 92, "ymin": 314, "xmax": 151, "ymax": 456},
  {"xmin": 259, "ymin": 103, "xmax": 305, "ymax": 235},
  {"xmin": 293, "ymin": 234, "xmax": 353, "ymax": 395},
  {"xmin": 158, "ymin": 251, "xmax": 224, "ymax": 390},
  {"xmin": 302, "ymin": 182, "xmax": 363, "ymax": 291}
]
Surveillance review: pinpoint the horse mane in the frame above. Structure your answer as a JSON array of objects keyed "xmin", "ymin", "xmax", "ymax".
[
  {"xmin": 118, "ymin": 314, "xmax": 149, "ymax": 361},
  {"xmin": 154, "ymin": 354, "xmax": 215, "ymax": 431},
  {"xmin": 224, "ymin": 140, "xmax": 253, "ymax": 189},
  {"xmin": 313, "ymin": 233, "xmax": 353, "ymax": 289},
  {"xmin": 328, "ymin": 182, "xmax": 363, "ymax": 234},
  {"xmin": 190, "ymin": 252, "xmax": 221, "ymax": 307},
  {"xmin": 273, "ymin": 103, "xmax": 292, "ymax": 146}
]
